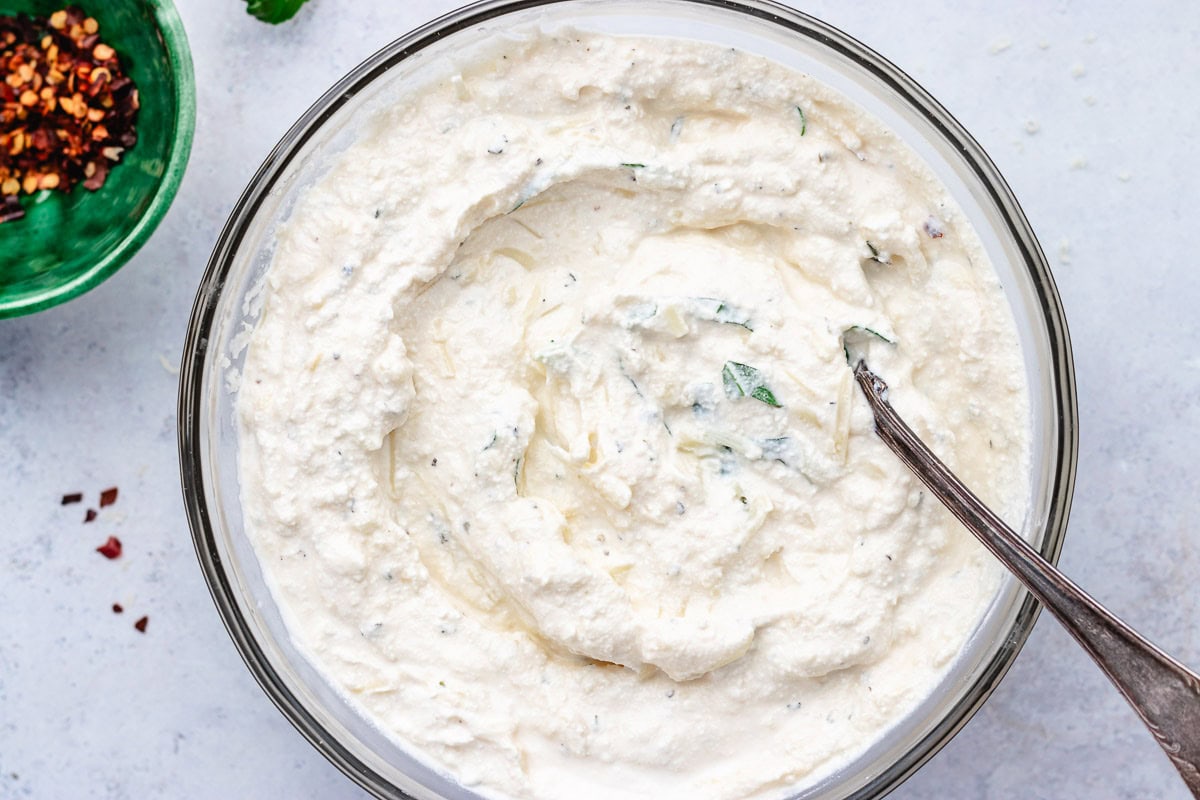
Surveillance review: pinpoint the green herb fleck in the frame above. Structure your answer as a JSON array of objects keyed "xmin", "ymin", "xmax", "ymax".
[
  {"xmin": 670, "ymin": 117, "xmax": 685, "ymax": 142},
  {"xmin": 865, "ymin": 241, "xmax": 890, "ymax": 264},
  {"xmin": 714, "ymin": 303, "xmax": 753, "ymax": 331},
  {"xmin": 846, "ymin": 325, "xmax": 895, "ymax": 344},
  {"xmin": 624, "ymin": 302, "xmax": 658, "ymax": 327},
  {"xmin": 796, "ymin": 105, "xmax": 807, "ymax": 136},
  {"xmin": 721, "ymin": 361, "xmax": 782, "ymax": 408},
  {"xmin": 761, "ymin": 436, "xmax": 791, "ymax": 465},
  {"xmin": 695, "ymin": 298, "xmax": 753, "ymax": 331},
  {"xmin": 750, "ymin": 386, "xmax": 780, "ymax": 406},
  {"xmin": 620, "ymin": 163, "xmax": 646, "ymax": 169},
  {"xmin": 841, "ymin": 325, "xmax": 897, "ymax": 364},
  {"xmin": 245, "ymin": 0, "xmax": 311, "ymax": 23}
]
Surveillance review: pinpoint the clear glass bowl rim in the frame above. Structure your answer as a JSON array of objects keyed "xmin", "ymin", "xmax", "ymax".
[{"xmin": 178, "ymin": 1, "xmax": 1079, "ymax": 797}]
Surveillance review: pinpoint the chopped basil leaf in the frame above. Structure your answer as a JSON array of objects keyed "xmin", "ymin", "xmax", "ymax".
[
  {"xmin": 722, "ymin": 361, "xmax": 782, "ymax": 407},
  {"xmin": 620, "ymin": 163, "xmax": 646, "ymax": 169},
  {"xmin": 245, "ymin": 0, "xmax": 310, "ymax": 23},
  {"xmin": 796, "ymin": 105, "xmax": 807, "ymax": 136},
  {"xmin": 846, "ymin": 325, "xmax": 894, "ymax": 344},
  {"xmin": 624, "ymin": 302, "xmax": 658, "ymax": 326},
  {"xmin": 694, "ymin": 297, "xmax": 753, "ymax": 331},
  {"xmin": 751, "ymin": 386, "xmax": 781, "ymax": 407},
  {"xmin": 841, "ymin": 325, "xmax": 897, "ymax": 364},
  {"xmin": 714, "ymin": 303, "xmax": 753, "ymax": 331},
  {"xmin": 722, "ymin": 361, "xmax": 755, "ymax": 397}
]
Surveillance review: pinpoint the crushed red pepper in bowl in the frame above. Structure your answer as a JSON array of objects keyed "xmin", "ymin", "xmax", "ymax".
[{"xmin": 0, "ymin": 6, "xmax": 139, "ymax": 223}]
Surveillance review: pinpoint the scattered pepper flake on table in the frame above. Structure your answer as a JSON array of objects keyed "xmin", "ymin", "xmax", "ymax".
[
  {"xmin": 96, "ymin": 535, "xmax": 121, "ymax": 559},
  {"xmin": 61, "ymin": 492, "xmax": 82, "ymax": 505},
  {"xmin": 133, "ymin": 615, "xmax": 148, "ymax": 633},
  {"xmin": 99, "ymin": 486, "xmax": 118, "ymax": 507},
  {"xmin": 0, "ymin": 6, "xmax": 140, "ymax": 222},
  {"xmin": 112, "ymin": 602, "xmax": 123, "ymax": 614},
  {"xmin": 83, "ymin": 507, "xmax": 97, "ymax": 523}
]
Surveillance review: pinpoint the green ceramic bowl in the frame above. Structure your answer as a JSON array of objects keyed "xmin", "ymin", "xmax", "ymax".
[{"xmin": 0, "ymin": 0, "xmax": 194, "ymax": 318}]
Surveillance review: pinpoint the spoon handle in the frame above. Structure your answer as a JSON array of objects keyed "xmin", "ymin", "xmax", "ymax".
[{"xmin": 853, "ymin": 362, "xmax": 1200, "ymax": 797}]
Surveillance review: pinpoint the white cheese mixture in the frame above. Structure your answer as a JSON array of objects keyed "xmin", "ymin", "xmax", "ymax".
[{"xmin": 239, "ymin": 33, "xmax": 1031, "ymax": 800}]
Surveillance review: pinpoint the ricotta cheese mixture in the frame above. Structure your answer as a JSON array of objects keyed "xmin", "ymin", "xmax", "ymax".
[{"xmin": 238, "ymin": 33, "xmax": 1031, "ymax": 800}]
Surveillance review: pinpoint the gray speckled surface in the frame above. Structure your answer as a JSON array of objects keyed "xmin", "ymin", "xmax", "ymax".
[{"xmin": 1, "ymin": 2, "xmax": 1197, "ymax": 798}]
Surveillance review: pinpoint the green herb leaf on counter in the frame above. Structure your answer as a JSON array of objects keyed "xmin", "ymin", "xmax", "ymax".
[
  {"xmin": 721, "ymin": 361, "xmax": 782, "ymax": 408},
  {"xmin": 796, "ymin": 105, "xmax": 807, "ymax": 136},
  {"xmin": 245, "ymin": 0, "xmax": 312, "ymax": 24},
  {"xmin": 620, "ymin": 163, "xmax": 646, "ymax": 169}
]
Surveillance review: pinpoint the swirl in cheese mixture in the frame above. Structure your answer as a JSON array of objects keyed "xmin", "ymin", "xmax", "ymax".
[{"xmin": 239, "ymin": 33, "xmax": 1031, "ymax": 800}]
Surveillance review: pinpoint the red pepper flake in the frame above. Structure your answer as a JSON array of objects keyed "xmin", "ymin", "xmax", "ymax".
[
  {"xmin": 95, "ymin": 535, "xmax": 121, "ymax": 559},
  {"xmin": 0, "ymin": 7, "xmax": 140, "ymax": 223},
  {"xmin": 99, "ymin": 486, "xmax": 118, "ymax": 507},
  {"xmin": 61, "ymin": 492, "xmax": 82, "ymax": 505},
  {"xmin": 83, "ymin": 508, "xmax": 97, "ymax": 523},
  {"xmin": 133, "ymin": 615, "xmax": 148, "ymax": 633},
  {"xmin": 112, "ymin": 602, "xmax": 123, "ymax": 613}
]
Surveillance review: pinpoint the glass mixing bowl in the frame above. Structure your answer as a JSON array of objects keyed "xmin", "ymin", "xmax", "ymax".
[{"xmin": 178, "ymin": 1, "xmax": 1078, "ymax": 798}]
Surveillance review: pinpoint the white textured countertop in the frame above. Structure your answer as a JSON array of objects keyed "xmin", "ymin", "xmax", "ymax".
[{"xmin": 2, "ymin": 2, "xmax": 1197, "ymax": 798}]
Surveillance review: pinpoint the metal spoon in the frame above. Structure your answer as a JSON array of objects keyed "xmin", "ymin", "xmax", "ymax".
[{"xmin": 852, "ymin": 360, "xmax": 1200, "ymax": 797}]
